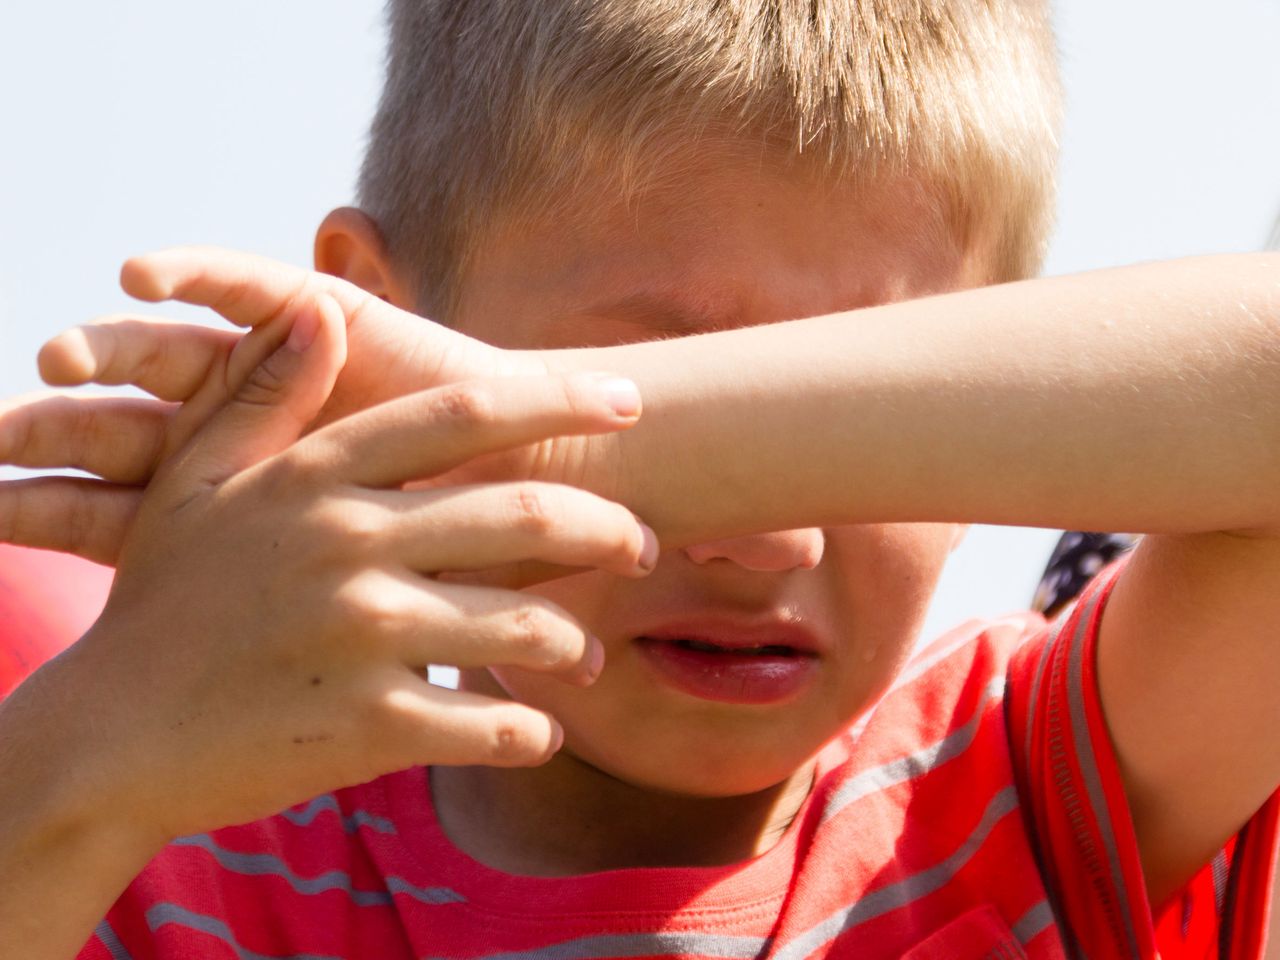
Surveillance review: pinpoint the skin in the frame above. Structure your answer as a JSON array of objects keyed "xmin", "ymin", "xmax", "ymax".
[
  {"xmin": 420, "ymin": 162, "xmax": 975, "ymax": 871},
  {"xmin": 1, "ymin": 151, "xmax": 1279, "ymax": 955}
]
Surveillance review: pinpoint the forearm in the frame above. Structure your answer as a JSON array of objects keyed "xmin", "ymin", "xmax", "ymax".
[
  {"xmin": 569, "ymin": 254, "xmax": 1280, "ymax": 544},
  {"xmin": 0, "ymin": 656, "xmax": 162, "ymax": 960}
]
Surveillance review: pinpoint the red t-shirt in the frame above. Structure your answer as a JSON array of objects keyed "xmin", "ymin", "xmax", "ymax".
[{"xmin": 77, "ymin": 565, "xmax": 1279, "ymax": 959}]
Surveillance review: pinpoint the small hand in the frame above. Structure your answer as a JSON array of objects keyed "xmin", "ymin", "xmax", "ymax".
[{"xmin": 51, "ymin": 292, "xmax": 652, "ymax": 845}]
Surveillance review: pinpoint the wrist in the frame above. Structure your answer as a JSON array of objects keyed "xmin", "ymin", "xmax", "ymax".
[
  {"xmin": 519, "ymin": 347, "xmax": 632, "ymax": 506},
  {"xmin": 0, "ymin": 641, "xmax": 171, "ymax": 862},
  {"xmin": 0, "ymin": 664, "xmax": 162, "ymax": 958}
]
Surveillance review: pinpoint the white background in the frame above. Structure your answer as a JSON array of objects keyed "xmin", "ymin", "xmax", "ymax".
[{"xmin": 1, "ymin": 1, "xmax": 1278, "ymax": 641}]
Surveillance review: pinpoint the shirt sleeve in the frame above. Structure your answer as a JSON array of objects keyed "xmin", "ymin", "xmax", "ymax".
[{"xmin": 1006, "ymin": 562, "xmax": 1279, "ymax": 960}]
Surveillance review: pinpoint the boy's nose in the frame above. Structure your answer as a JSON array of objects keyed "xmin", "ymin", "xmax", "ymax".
[{"xmin": 682, "ymin": 529, "xmax": 825, "ymax": 572}]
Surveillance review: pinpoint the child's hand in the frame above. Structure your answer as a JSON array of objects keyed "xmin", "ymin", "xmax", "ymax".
[
  {"xmin": 42, "ymin": 291, "xmax": 653, "ymax": 847},
  {"xmin": 0, "ymin": 247, "xmax": 554, "ymax": 564}
]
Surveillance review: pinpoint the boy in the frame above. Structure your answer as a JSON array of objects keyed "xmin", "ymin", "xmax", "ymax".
[{"xmin": 2, "ymin": 2, "xmax": 1279, "ymax": 958}]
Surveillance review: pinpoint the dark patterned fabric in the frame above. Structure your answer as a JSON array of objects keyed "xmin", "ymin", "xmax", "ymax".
[{"xmin": 1032, "ymin": 532, "xmax": 1140, "ymax": 618}]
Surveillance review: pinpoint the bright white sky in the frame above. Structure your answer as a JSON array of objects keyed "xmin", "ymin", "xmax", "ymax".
[{"xmin": 1, "ymin": 1, "xmax": 1278, "ymax": 640}]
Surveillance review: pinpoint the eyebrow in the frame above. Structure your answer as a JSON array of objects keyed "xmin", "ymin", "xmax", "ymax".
[{"xmin": 571, "ymin": 291, "xmax": 736, "ymax": 338}]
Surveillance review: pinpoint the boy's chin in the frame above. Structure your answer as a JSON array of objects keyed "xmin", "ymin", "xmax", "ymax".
[
  {"xmin": 480, "ymin": 664, "xmax": 844, "ymax": 798},
  {"xmin": 561, "ymin": 730, "xmax": 823, "ymax": 800}
]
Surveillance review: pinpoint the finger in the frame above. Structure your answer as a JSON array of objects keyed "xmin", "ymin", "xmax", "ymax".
[
  {"xmin": 295, "ymin": 372, "xmax": 641, "ymax": 489},
  {"xmin": 38, "ymin": 319, "xmax": 239, "ymax": 402},
  {"xmin": 120, "ymin": 246, "xmax": 379, "ymax": 329},
  {"xmin": 370, "ymin": 482, "xmax": 657, "ymax": 579},
  {"xmin": 436, "ymin": 561, "xmax": 595, "ymax": 591},
  {"xmin": 0, "ymin": 394, "xmax": 174, "ymax": 484},
  {"xmin": 336, "ymin": 570, "xmax": 604, "ymax": 685},
  {"xmin": 370, "ymin": 669, "xmax": 564, "ymax": 768},
  {"xmin": 159, "ymin": 294, "xmax": 347, "ymax": 490},
  {"xmin": 118, "ymin": 246, "xmax": 478, "ymax": 420},
  {"xmin": 0, "ymin": 476, "xmax": 139, "ymax": 565}
]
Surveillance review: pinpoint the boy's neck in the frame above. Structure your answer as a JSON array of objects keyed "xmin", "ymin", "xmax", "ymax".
[{"xmin": 430, "ymin": 752, "xmax": 815, "ymax": 877}]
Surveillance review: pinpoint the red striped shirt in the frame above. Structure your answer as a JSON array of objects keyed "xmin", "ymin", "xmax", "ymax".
[{"xmin": 75, "ymin": 566, "xmax": 1279, "ymax": 959}]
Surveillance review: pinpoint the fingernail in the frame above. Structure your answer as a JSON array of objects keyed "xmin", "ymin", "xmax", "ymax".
[
  {"xmin": 592, "ymin": 375, "xmax": 641, "ymax": 418},
  {"xmin": 287, "ymin": 307, "xmax": 320, "ymax": 352},
  {"xmin": 637, "ymin": 523, "xmax": 659, "ymax": 572},
  {"xmin": 583, "ymin": 638, "xmax": 606, "ymax": 684},
  {"xmin": 547, "ymin": 723, "xmax": 565, "ymax": 757}
]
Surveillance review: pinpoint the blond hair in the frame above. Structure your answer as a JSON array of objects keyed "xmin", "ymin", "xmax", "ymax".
[{"xmin": 359, "ymin": 0, "xmax": 1062, "ymax": 318}]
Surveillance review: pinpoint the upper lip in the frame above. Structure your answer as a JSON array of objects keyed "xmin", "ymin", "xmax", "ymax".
[{"xmin": 633, "ymin": 616, "xmax": 825, "ymax": 656}]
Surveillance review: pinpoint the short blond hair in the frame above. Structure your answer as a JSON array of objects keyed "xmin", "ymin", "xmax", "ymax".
[{"xmin": 359, "ymin": 0, "xmax": 1062, "ymax": 318}]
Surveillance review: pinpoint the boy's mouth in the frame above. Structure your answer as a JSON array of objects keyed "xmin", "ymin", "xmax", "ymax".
[
  {"xmin": 666, "ymin": 638, "xmax": 800, "ymax": 657},
  {"xmin": 632, "ymin": 623, "xmax": 820, "ymax": 705}
]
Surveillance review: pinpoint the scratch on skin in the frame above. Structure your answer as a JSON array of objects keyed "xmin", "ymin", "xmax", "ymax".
[{"xmin": 292, "ymin": 732, "xmax": 335, "ymax": 745}]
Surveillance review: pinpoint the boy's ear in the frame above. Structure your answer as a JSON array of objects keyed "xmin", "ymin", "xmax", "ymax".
[
  {"xmin": 949, "ymin": 525, "xmax": 970, "ymax": 552},
  {"xmin": 314, "ymin": 207, "xmax": 416, "ymax": 308}
]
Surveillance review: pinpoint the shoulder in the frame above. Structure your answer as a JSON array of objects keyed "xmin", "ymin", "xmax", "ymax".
[
  {"xmin": 817, "ymin": 610, "xmax": 1048, "ymax": 816},
  {"xmin": 850, "ymin": 610, "xmax": 1046, "ymax": 743},
  {"xmin": 790, "ymin": 613, "xmax": 1063, "ymax": 958}
]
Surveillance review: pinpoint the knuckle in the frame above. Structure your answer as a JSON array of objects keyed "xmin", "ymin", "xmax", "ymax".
[
  {"xmin": 236, "ymin": 356, "xmax": 291, "ymax": 408},
  {"xmin": 65, "ymin": 484, "xmax": 100, "ymax": 553},
  {"xmin": 249, "ymin": 455, "xmax": 297, "ymax": 500},
  {"xmin": 507, "ymin": 604, "xmax": 562, "ymax": 664},
  {"xmin": 328, "ymin": 575, "xmax": 383, "ymax": 634},
  {"xmin": 508, "ymin": 484, "xmax": 557, "ymax": 537},
  {"xmin": 2, "ymin": 402, "xmax": 36, "ymax": 461},
  {"xmin": 557, "ymin": 375, "xmax": 595, "ymax": 418},
  {"xmin": 249, "ymin": 453, "xmax": 323, "ymax": 509},
  {"xmin": 350, "ymin": 679, "xmax": 431, "ymax": 768},
  {"xmin": 436, "ymin": 382, "xmax": 495, "ymax": 426},
  {"xmin": 215, "ymin": 274, "xmax": 256, "ymax": 316},
  {"xmin": 33, "ymin": 398, "xmax": 99, "ymax": 468},
  {"xmin": 485, "ymin": 715, "xmax": 543, "ymax": 765},
  {"xmin": 354, "ymin": 590, "xmax": 404, "ymax": 637},
  {"xmin": 131, "ymin": 327, "xmax": 171, "ymax": 385},
  {"xmin": 305, "ymin": 499, "xmax": 385, "ymax": 557}
]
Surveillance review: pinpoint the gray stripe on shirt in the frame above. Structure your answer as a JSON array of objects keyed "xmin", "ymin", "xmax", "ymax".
[
  {"xmin": 146, "ymin": 902, "xmax": 344, "ymax": 960},
  {"xmin": 822, "ymin": 675, "xmax": 1006, "ymax": 824},
  {"xmin": 773, "ymin": 786, "xmax": 1021, "ymax": 960},
  {"xmin": 171, "ymin": 833, "xmax": 464, "ymax": 906},
  {"xmin": 424, "ymin": 931, "xmax": 771, "ymax": 960}
]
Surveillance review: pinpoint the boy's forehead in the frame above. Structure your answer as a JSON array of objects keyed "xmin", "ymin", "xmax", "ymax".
[{"xmin": 450, "ymin": 158, "xmax": 978, "ymax": 350}]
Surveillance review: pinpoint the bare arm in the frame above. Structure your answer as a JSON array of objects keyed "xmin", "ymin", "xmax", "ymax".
[
  {"xmin": 0, "ymin": 652, "xmax": 170, "ymax": 958},
  {"xmin": 571, "ymin": 253, "xmax": 1280, "ymax": 902},
  {"xmin": 8, "ymin": 249, "xmax": 1279, "ymax": 909},
  {"xmin": 577, "ymin": 254, "xmax": 1280, "ymax": 545}
]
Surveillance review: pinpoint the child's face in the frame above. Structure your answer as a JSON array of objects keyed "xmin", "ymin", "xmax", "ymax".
[{"xmin": 446, "ymin": 148, "xmax": 985, "ymax": 797}]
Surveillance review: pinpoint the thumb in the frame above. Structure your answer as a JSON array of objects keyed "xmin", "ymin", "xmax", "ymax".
[{"xmin": 161, "ymin": 293, "xmax": 348, "ymax": 490}]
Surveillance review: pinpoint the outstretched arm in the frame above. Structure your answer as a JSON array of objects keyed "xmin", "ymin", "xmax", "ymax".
[
  {"xmin": 565, "ymin": 253, "xmax": 1280, "ymax": 903},
  {"xmin": 8, "ymin": 249, "xmax": 1280, "ymax": 902}
]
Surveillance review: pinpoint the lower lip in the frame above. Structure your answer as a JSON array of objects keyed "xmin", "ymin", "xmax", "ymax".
[{"xmin": 635, "ymin": 639, "xmax": 818, "ymax": 705}]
